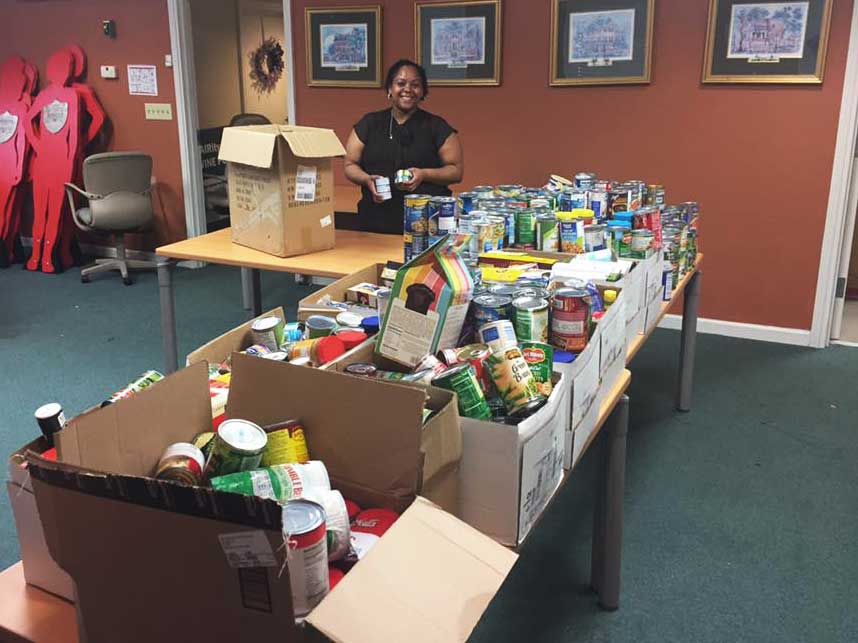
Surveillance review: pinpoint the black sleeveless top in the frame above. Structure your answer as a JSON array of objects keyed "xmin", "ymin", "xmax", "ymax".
[{"xmin": 354, "ymin": 108, "xmax": 457, "ymax": 234}]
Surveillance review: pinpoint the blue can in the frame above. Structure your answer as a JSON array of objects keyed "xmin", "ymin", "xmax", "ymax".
[
  {"xmin": 559, "ymin": 189, "xmax": 587, "ymax": 212},
  {"xmin": 404, "ymin": 194, "xmax": 430, "ymax": 235},
  {"xmin": 589, "ymin": 191, "xmax": 608, "ymax": 220},
  {"xmin": 458, "ymin": 192, "xmax": 477, "ymax": 214},
  {"xmin": 472, "ymin": 294, "xmax": 513, "ymax": 325},
  {"xmin": 434, "ymin": 196, "xmax": 457, "ymax": 234}
]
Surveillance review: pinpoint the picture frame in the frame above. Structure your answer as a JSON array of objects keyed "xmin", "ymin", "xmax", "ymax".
[
  {"xmin": 305, "ymin": 6, "xmax": 382, "ymax": 87},
  {"xmin": 550, "ymin": 0, "xmax": 655, "ymax": 86},
  {"xmin": 703, "ymin": 0, "xmax": 833, "ymax": 84},
  {"xmin": 415, "ymin": 0, "xmax": 502, "ymax": 86}
]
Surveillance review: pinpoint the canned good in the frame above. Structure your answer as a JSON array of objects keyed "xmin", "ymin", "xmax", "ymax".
[
  {"xmin": 472, "ymin": 185, "xmax": 495, "ymax": 197},
  {"xmin": 487, "ymin": 284, "xmax": 518, "ymax": 298},
  {"xmin": 102, "ymin": 370, "xmax": 164, "ymax": 406},
  {"xmin": 305, "ymin": 315, "xmax": 337, "ymax": 339},
  {"xmin": 211, "ymin": 461, "xmax": 330, "ymax": 504},
  {"xmin": 374, "ymin": 176, "xmax": 392, "ymax": 201},
  {"xmin": 680, "ymin": 201, "xmax": 700, "ymax": 223},
  {"xmin": 154, "ymin": 442, "xmax": 206, "ymax": 486},
  {"xmin": 583, "ymin": 224, "xmax": 608, "ymax": 252},
  {"xmin": 574, "ymin": 172, "xmax": 597, "ymax": 191},
  {"xmin": 512, "ymin": 296, "xmax": 549, "ymax": 343},
  {"xmin": 476, "ymin": 220, "xmax": 495, "ymax": 253},
  {"xmin": 415, "ymin": 353, "xmax": 448, "ymax": 377},
  {"xmin": 458, "ymin": 191, "xmax": 477, "ymax": 214},
  {"xmin": 288, "ymin": 335, "xmax": 346, "ymax": 366},
  {"xmin": 535, "ymin": 213, "xmax": 558, "ymax": 252},
  {"xmin": 308, "ymin": 489, "xmax": 351, "ymax": 562},
  {"xmin": 559, "ymin": 189, "xmax": 587, "ymax": 211},
  {"xmin": 192, "ymin": 431, "xmax": 216, "ymax": 458},
  {"xmin": 250, "ymin": 316, "xmax": 285, "ymax": 351},
  {"xmin": 403, "ymin": 194, "xmax": 430, "ymax": 235},
  {"xmin": 434, "ymin": 196, "xmax": 457, "ymax": 233},
  {"xmin": 521, "ymin": 341, "xmax": 554, "ymax": 397},
  {"xmin": 456, "ymin": 343, "xmax": 493, "ymax": 394},
  {"xmin": 395, "ymin": 169, "xmax": 415, "ymax": 186},
  {"xmin": 283, "ymin": 499, "xmax": 329, "ymax": 616},
  {"xmin": 551, "ymin": 288, "xmax": 590, "ymax": 352},
  {"xmin": 432, "ymin": 362, "xmax": 492, "ymax": 420},
  {"xmin": 487, "ymin": 345, "xmax": 544, "ymax": 415},
  {"xmin": 244, "ymin": 344, "xmax": 272, "ymax": 357},
  {"xmin": 262, "ymin": 419, "xmax": 310, "ymax": 466},
  {"xmin": 472, "ymin": 294, "xmax": 512, "ymax": 325},
  {"xmin": 646, "ymin": 184, "xmax": 665, "ymax": 207},
  {"xmin": 477, "ymin": 319, "xmax": 518, "ymax": 353},
  {"xmin": 629, "ymin": 229, "xmax": 655, "ymax": 259},
  {"xmin": 496, "ymin": 184, "xmax": 523, "ymax": 197},
  {"xmin": 345, "ymin": 362, "xmax": 378, "ymax": 376},
  {"xmin": 513, "ymin": 286, "xmax": 550, "ymax": 300},
  {"xmin": 515, "ymin": 209, "xmax": 536, "ymax": 247},
  {"xmin": 608, "ymin": 187, "xmax": 629, "ymax": 216},
  {"xmin": 557, "ymin": 212, "xmax": 584, "ymax": 254},
  {"xmin": 588, "ymin": 190, "xmax": 609, "ymax": 220},
  {"xmin": 607, "ymin": 224, "xmax": 632, "ymax": 258},
  {"xmin": 203, "ymin": 418, "xmax": 268, "ymax": 479},
  {"xmin": 34, "ymin": 402, "xmax": 65, "ymax": 444}
]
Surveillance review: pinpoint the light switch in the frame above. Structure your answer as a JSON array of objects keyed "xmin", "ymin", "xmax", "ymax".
[
  {"xmin": 144, "ymin": 103, "xmax": 173, "ymax": 120},
  {"xmin": 100, "ymin": 65, "xmax": 117, "ymax": 79},
  {"xmin": 164, "ymin": 54, "xmax": 173, "ymax": 67}
]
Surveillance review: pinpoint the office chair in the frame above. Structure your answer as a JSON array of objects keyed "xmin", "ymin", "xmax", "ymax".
[{"xmin": 64, "ymin": 152, "xmax": 158, "ymax": 285}]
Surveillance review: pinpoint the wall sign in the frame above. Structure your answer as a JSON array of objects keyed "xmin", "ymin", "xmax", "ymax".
[{"xmin": 127, "ymin": 64, "xmax": 158, "ymax": 96}]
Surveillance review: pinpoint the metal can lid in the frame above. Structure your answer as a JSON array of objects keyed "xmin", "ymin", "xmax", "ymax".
[
  {"xmin": 283, "ymin": 499, "xmax": 326, "ymax": 536},
  {"xmin": 432, "ymin": 361, "xmax": 474, "ymax": 383},
  {"xmin": 251, "ymin": 316, "xmax": 281, "ymax": 332},
  {"xmin": 345, "ymin": 362, "xmax": 378, "ymax": 376},
  {"xmin": 160, "ymin": 442, "xmax": 205, "ymax": 471},
  {"xmin": 554, "ymin": 287, "xmax": 588, "ymax": 298},
  {"xmin": 513, "ymin": 296, "xmax": 549, "ymax": 311},
  {"xmin": 473, "ymin": 294, "xmax": 512, "ymax": 307},
  {"xmin": 305, "ymin": 315, "xmax": 337, "ymax": 330},
  {"xmin": 217, "ymin": 419, "xmax": 268, "ymax": 454},
  {"xmin": 34, "ymin": 402, "xmax": 62, "ymax": 419},
  {"xmin": 487, "ymin": 284, "xmax": 518, "ymax": 297},
  {"xmin": 456, "ymin": 343, "xmax": 491, "ymax": 361},
  {"xmin": 290, "ymin": 357, "xmax": 312, "ymax": 367},
  {"xmin": 336, "ymin": 312, "xmax": 363, "ymax": 328}
]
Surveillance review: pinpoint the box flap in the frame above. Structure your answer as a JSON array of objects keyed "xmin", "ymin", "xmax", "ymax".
[
  {"xmin": 307, "ymin": 497, "xmax": 517, "ymax": 643},
  {"xmin": 56, "ymin": 362, "xmax": 211, "ymax": 476},
  {"xmin": 186, "ymin": 307, "xmax": 286, "ymax": 366},
  {"xmin": 226, "ymin": 354, "xmax": 426, "ymax": 504},
  {"xmin": 279, "ymin": 125, "xmax": 346, "ymax": 159},
  {"xmin": 218, "ymin": 125, "xmax": 279, "ymax": 168}
]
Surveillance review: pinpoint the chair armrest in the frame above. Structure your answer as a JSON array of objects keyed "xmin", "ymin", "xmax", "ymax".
[{"xmin": 63, "ymin": 183, "xmax": 103, "ymax": 201}]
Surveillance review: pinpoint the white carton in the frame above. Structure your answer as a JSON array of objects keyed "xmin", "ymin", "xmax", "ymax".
[
  {"xmin": 598, "ymin": 289, "xmax": 628, "ymax": 409},
  {"xmin": 458, "ymin": 373, "xmax": 570, "ymax": 546}
]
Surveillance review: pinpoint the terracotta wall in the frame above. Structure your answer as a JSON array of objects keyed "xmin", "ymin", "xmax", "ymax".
[
  {"xmin": 292, "ymin": 0, "xmax": 855, "ymax": 330},
  {"xmin": 0, "ymin": 0, "xmax": 185, "ymax": 247}
]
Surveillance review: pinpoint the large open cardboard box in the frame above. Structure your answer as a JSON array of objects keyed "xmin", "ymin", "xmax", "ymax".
[
  {"xmin": 27, "ymin": 356, "xmax": 512, "ymax": 643},
  {"xmin": 297, "ymin": 262, "xmax": 397, "ymax": 321},
  {"xmin": 186, "ymin": 307, "xmax": 287, "ymax": 367},
  {"xmin": 219, "ymin": 125, "xmax": 345, "ymax": 258}
]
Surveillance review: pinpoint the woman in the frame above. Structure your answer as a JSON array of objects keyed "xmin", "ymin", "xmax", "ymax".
[{"xmin": 344, "ymin": 59, "xmax": 464, "ymax": 234}]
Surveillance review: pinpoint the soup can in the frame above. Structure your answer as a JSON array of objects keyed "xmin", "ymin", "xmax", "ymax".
[
  {"xmin": 458, "ymin": 191, "xmax": 477, "ymax": 214},
  {"xmin": 550, "ymin": 288, "xmax": 590, "ymax": 352},
  {"xmin": 374, "ymin": 176, "xmax": 392, "ymax": 201},
  {"xmin": 535, "ymin": 213, "xmax": 558, "ymax": 252},
  {"xmin": 261, "ymin": 419, "xmax": 310, "ymax": 466},
  {"xmin": 251, "ymin": 316, "xmax": 285, "ymax": 351},
  {"xmin": 34, "ymin": 402, "xmax": 65, "ymax": 445},
  {"xmin": 432, "ymin": 362, "xmax": 492, "ymax": 420},
  {"xmin": 478, "ymin": 319, "xmax": 518, "ymax": 354},
  {"xmin": 154, "ymin": 442, "xmax": 206, "ymax": 486},
  {"xmin": 499, "ymin": 208, "xmax": 516, "ymax": 247},
  {"xmin": 477, "ymin": 197, "xmax": 506, "ymax": 211},
  {"xmin": 403, "ymin": 194, "xmax": 429, "ymax": 235},
  {"xmin": 646, "ymin": 184, "xmax": 665, "ymax": 207},
  {"xmin": 487, "ymin": 283, "xmax": 518, "ymax": 298},
  {"xmin": 521, "ymin": 341, "xmax": 554, "ymax": 397},
  {"xmin": 515, "ymin": 209, "xmax": 536, "ymax": 247},
  {"xmin": 559, "ymin": 189, "xmax": 587, "ymax": 211},
  {"xmin": 345, "ymin": 362, "xmax": 378, "ymax": 376},
  {"xmin": 283, "ymin": 499, "xmax": 329, "ymax": 616},
  {"xmin": 513, "ymin": 286, "xmax": 550, "ymax": 300},
  {"xmin": 203, "ymin": 418, "xmax": 268, "ymax": 479},
  {"xmin": 487, "ymin": 345, "xmax": 544, "ymax": 416},
  {"xmin": 308, "ymin": 489, "xmax": 351, "ymax": 562},
  {"xmin": 512, "ymin": 296, "xmax": 549, "ymax": 343},
  {"xmin": 395, "ymin": 169, "xmax": 414, "ymax": 186},
  {"xmin": 583, "ymin": 224, "xmax": 608, "ymax": 252},
  {"xmin": 412, "ymin": 234, "xmax": 430, "ymax": 257}
]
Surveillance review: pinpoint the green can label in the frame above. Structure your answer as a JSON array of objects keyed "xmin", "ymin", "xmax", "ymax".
[
  {"xmin": 487, "ymin": 346, "xmax": 543, "ymax": 414},
  {"xmin": 521, "ymin": 342, "xmax": 554, "ymax": 397},
  {"xmin": 433, "ymin": 363, "xmax": 491, "ymax": 420}
]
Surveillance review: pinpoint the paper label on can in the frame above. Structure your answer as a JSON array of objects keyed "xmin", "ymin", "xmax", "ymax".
[
  {"xmin": 295, "ymin": 165, "xmax": 317, "ymax": 202},
  {"xmin": 552, "ymin": 318, "xmax": 585, "ymax": 335},
  {"xmin": 218, "ymin": 531, "xmax": 277, "ymax": 568},
  {"xmin": 249, "ymin": 470, "xmax": 276, "ymax": 499}
]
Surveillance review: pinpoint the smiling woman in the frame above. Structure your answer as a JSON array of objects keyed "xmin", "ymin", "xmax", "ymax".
[{"xmin": 343, "ymin": 59, "xmax": 464, "ymax": 234}]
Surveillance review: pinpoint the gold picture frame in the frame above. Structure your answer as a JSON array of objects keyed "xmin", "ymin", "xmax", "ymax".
[
  {"xmin": 702, "ymin": 0, "xmax": 833, "ymax": 84},
  {"xmin": 550, "ymin": 0, "xmax": 655, "ymax": 86},
  {"xmin": 415, "ymin": 0, "xmax": 502, "ymax": 86},
  {"xmin": 305, "ymin": 6, "xmax": 382, "ymax": 88}
]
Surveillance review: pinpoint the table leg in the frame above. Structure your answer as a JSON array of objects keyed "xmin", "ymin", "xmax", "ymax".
[
  {"xmin": 590, "ymin": 438, "xmax": 607, "ymax": 596},
  {"xmin": 676, "ymin": 270, "xmax": 702, "ymax": 412},
  {"xmin": 157, "ymin": 260, "xmax": 179, "ymax": 375},
  {"xmin": 241, "ymin": 267, "xmax": 262, "ymax": 317},
  {"xmin": 595, "ymin": 394, "xmax": 629, "ymax": 611},
  {"xmin": 240, "ymin": 267, "xmax": 252, "ymax": 311}
]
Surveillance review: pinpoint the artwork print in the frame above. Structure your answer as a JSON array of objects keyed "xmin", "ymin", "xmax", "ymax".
[
  {"xmin": 430, "ymin": 17, "xmax": 486, "ymax": 67},
  {"xmin": 320, "ymin": 23, "xmax": 368, "ymax": 69},
  {"xmin": 569, "ymin": 9, "xmax": 636, "ymax": 64},
  {"xmin": 727, "ymin": 2, "xmax": 810, "ymax": 60}
]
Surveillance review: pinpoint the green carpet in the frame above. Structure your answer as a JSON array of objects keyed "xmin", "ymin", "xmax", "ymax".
[{"xmin": 2, "ymin": 265, "xmax": 857, "ymax": 642}]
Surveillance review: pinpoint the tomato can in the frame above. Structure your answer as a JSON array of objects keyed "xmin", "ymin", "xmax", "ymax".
[
  {"xmin": 261, "ymin": 419, "xmax": 310, "ymax": 466},
  {"xmin": 477, "ymin": 319, "xmax": 518, "ymax": 353},
  {"xmin": 283, "ymin": 499, "xmax": 329, "ymax": 616},
  {"xmin": 487, "ymin": 345, "xmax": 545, "ymax": 416},
  {"xmin": 203, "ymin": 418, "xmax": 268, "ymax": 479},
  {"xmin": 456, "ymin": 343, "xmax": 493, "ymax": 394},
  {"xmin": 551, "ymin": 288, "xmax": 590, "ymax": 352},
  {"xmin": 521, "ymin": 341, "xmax": 554, "ymax": 397},
  {"xmin": 512, "ymin": 296, "xmax": 549, "ymax": 343},
  {"xmin": 432, "ymin": 362, "xmax": 492, "ymax": 420},
  {"xmin": 154, "ymin": 442, "xmax": 206, "ymax": 486}
]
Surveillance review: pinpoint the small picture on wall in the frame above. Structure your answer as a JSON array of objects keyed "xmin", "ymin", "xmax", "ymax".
[
  {"xmin": 551, "ymin": 0, "xmax": 654, "ymax": 86},
  {"xmin": 569, "ymin": 9, "xmax": 636, "ymax": 64},
  {"xmin": 703, "ymin": 0, "xmax": 832, "ymax": 83},
  {"xmin": 416, "ymin": 1, "xmax": 502, "ymax": 86},
  {"xmin": 305, "ymin": 6, "xmax": 381, "ymax": 87},
  {"xmin": 320, "ymin": 23, "xmax": 369, "ymax": 70}
]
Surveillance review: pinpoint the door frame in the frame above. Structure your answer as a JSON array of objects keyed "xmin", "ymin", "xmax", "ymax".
[
  {"xmin": 167, "ymin": 0, "xmax": 297, "ymax": 242},
  {"xmin": 810, "ymin": 0, "xmax": 858, "ymax": 347}
]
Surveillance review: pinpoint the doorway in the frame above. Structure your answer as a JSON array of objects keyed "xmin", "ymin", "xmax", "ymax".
[{"xmin": 834, "ymin": 150, "xmax": 858, "ymax": 343}]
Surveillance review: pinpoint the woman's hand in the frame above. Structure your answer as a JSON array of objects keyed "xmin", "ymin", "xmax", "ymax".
[
  {"xmin": 400, "ymin": 168, "xmax": 426, "ymax": 192},
  {"xmin": 365, "ymin": 175, "xmax": 386, "ymax": 203}
]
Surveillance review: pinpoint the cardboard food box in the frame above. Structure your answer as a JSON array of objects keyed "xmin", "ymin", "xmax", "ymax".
[
  {"xmin": 297, "ymin": 262, "xmax": 398, "ymax": 321},
  {"xmin": 376, "ymin": 239, "xmax": 474, "ymax": 368},
  {"xmin": 186, "ymin": 307, "xmax": 287, "ymax": 367},
  {"xmin": 554, "ymin": 326, "xmax": 601, "ymax": 470},
  {"xmin": 6, "ymin": 438, "xmax": 75, "ymax": 601},
  {"xmin": 597, "ymin": 287, "xmax": 628, "ymax": 410},
  {"xmin": 218, "ymin": 125, "xmax": 345, "ymax": 258},
  {"xmin": 27, "ymin": 357, "xmax": 511, "ymax": 643}
]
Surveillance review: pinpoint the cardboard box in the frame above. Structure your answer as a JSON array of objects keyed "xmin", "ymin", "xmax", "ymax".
[
  {"xmin": 28, "ymin": 357, "xmax": 509, "ymax": 643},
  {"xmin": 6, "ymin": 439, "xmax": 75, "ymax": 601},
  {"xmin": 297, "ymin": 263, "xmax": 394, "ymax": 321},
  {"xmin": 186, "ymin": 307, "xmax": 287, "ymax": 367},
  {"xmin": 569, "ymin": 390, "xmax": 602, "ymax": 470},
  {"xmin": 557, "ymin": 335, "xmax": 601, "ymax": 470},
  {"xmin": 645, "ymin": 295, "xmax": 666, "ymax": 334},
  {"xmin": 597, "ymin": 289, "xmax": 628, "ymax": 410},
  {"xmin": 376, "ymin": 239, "xmax": 473, "ymax": 368},
  {"xmin": 218, "ymin": 125, "xmax": 345, "ymax": 258}
]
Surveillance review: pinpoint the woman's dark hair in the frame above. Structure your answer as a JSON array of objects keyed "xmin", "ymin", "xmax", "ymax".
[{"xmin": 385, "ymin": 59, "xmax": 429, "ymax": 98}]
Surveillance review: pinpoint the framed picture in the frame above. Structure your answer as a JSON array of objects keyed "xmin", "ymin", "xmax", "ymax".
[
  {"xmin": 703, "ymin": 0, "xmax": 833, "ymax": 84},
  {"xmin": 550, "ymin": 0, "xmax": 655, "ymax": 86},
  {"xmin": 415, "ymin": 0, "xmax": 502, "ymax": 86},
  {"xmin": 305, "ymin": 6, "xmax": 382, "ymax": 87}
]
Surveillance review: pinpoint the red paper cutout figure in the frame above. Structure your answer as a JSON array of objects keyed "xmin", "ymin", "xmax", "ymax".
[
  {"xmin": 0, "ymin": 56, "xmax": 37, "ymax": 267},
  {"xmin": 24, "ymin": 45, "xmax": 104, "ymax": 273}
]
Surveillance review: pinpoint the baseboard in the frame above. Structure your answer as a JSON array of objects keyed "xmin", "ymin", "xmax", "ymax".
[{"xmin": 657, "ymin": 314, "xmax": 812, "ymax": 347}]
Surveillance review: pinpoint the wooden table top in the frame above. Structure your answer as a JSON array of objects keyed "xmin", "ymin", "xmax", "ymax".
[
  {"xmin": 157, "ymin": 228, "xmax": 403, "ymax": 278},
  {"xmin": 0, "ymin": 564, "xmax": 77, "ymax": 643}
]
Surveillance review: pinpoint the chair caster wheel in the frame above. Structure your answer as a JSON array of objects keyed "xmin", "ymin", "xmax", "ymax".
[
  {"xmin": 123, "ymin": 276, "xmax": 133, "ymax": 286},
  {"xmin": 81, "ymin": 275, "xmax": 91, "ymax": 283}
]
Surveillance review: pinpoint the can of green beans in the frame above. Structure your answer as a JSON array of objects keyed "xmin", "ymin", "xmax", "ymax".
[{"xmin": 431, "ymin": 362, "xmax": 491, "ymax": 420}]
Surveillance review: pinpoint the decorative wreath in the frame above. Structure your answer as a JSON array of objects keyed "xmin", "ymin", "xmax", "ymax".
[{"xmin": 248, "ymin": 36, "xmax": 285, "ymax": 94}]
